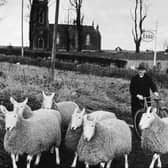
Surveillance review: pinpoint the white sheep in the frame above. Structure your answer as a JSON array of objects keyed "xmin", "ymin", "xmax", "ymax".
[
  {"xmin": 77, "ymin": 114, "xmax": 132, "ymax": 168},
  {"xmin": 0, "ymin": 97, "xmax": 62, "ymax": 168},
  {"xmin": 41, "ymin": 91, "xmax": 79, "ymax": 131},
  {"xmin": 139, "ymin": 106, "xmax": 168, "ymax": 168},
  {"xmin": 65, "ymin": 107, "xmax": 117, "ymax": 167},
  {"xmin": 9, "ymin": 97, "xmax": 41, "ymax": 165}
]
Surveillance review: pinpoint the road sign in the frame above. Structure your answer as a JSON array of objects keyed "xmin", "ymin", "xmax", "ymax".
[{"xmin": 142, "ymin": 30, "xmax": 155, "ymax": 42}]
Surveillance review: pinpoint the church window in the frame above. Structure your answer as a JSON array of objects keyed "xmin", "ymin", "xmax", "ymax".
[
  {"xmin": 86, "ymin": 34, "xmax": 90, "ymax": 46},
  {"xmin": 38, "ymin": 37, "xmax": 44, "ymax": 49}
]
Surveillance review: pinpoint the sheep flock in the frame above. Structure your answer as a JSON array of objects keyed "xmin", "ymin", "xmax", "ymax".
[{"xmin": 1, "ymin": 91, "xmax": 168, "ymax": 168}]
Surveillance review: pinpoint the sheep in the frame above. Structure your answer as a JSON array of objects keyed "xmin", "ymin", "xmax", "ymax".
[
  {"xmin": 41, "ymin": 91, "xmax": 80, "ymax": 132},
  {"xmin": 65, "ymin": 107, "xmax": 117, "ymax": 167},
  {"xmin": 0, "ymin": 97, "xmax": 62, "ymax": 168},
  {"xmin": 9, "ymin": 97, "xmax": 42, "ymax": 164},
  {"xmin": 139, "ymin": 106, "xmax": 168, "ymax": 168},
  {"xmin": 76, "ymin": 114, "xmax": 132, "ymax": 168}
]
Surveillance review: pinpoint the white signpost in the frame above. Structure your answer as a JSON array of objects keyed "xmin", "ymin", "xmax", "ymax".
[{"xmin": 142, "ymin": 22, "xmax": 158, "ymax": 67}]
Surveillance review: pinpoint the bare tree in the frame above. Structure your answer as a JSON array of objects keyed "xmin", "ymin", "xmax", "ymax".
[
  {"xmin": 131, "ymin": 0, "xmax": 148, "ymax": 53},
  {"xmin": 69, "ymin": 0, "xmax": 84, "ymax": 51}
]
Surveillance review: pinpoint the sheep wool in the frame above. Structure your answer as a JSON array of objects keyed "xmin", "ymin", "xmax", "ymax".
[
  {"xmin": 77, "ymin": 118, "xmax": 132, "ymax": 165},
  {"xmin": 22, "ymin": 104, "xmax": 32, "ymax": 119},
  {"xmin": 56, "ymin": 101, "xmax": 79, "ymax": 129},
  {"xmin": 4, "ymin": 108, "xmax": 62, "ymax": 155},
  {"xmin": 88, "ymin": 110, "xmax": 116, "ymax": 121},
  {"xmin": 141, "ymin": 115, "xmax": 168, "ymax": 154}
]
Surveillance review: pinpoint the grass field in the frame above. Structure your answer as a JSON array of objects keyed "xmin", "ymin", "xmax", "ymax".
[{"xmin": 0, "ymin": 62, "xmax": 168, "ymax": 168}]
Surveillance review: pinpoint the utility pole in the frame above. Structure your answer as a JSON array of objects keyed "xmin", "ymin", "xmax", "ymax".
[
  {"xmin": 153, "ymin": 21, "xmax": 158, "ymax": 67},
  {"xmin": 50, "ymin": 0, "xmax": 60, "ymax": 82},
  {"xmin": 21, "ymin": 0, "xmax": 24, "ymax": 57}
]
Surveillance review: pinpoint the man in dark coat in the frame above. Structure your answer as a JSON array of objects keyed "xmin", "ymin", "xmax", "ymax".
[{"xmin": 130, "ymin": 63, "xmax": 159, "ymax": 119}]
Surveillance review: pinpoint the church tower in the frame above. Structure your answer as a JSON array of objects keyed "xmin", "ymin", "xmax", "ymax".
[{"xmin": 29, "ymin": 0, "xmax": 49, "ymax": 49}]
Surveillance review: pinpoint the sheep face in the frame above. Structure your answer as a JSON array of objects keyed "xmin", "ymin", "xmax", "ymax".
[
  {"xmin": 83, "ymin": 115, "xmax": 96, "ymax": 141},
  {"xmin": 5, "ymin": 112, "xmax": 18, "ymax": 131},
  {"xmin": 42, "ymin": 91, "xmax": 55, "ymax": 109},
  {"xmin": 139, "ymin": 109, "xmax": 156, "ymax": 130},
  {"xmin": 0, "ymin": 105, "xmax": 17, "ymax": 131},
  {"xmin": 71, "ymin": 108, "xmax": 85, "ymax": 130}
]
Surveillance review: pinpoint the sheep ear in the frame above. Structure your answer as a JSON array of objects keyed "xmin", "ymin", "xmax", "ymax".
[
  {"xmin": 23, "ymin": 97, "xmax": 28, "ymax": 105},
  {"xmin": 42, "ymin": 91, "xmax": 46, "ymax": 98},
  {"xmin": 10, "ymin": 97, "xmax": 17, "ymax": 105},
  {"xmin": 81, "ymin": 108, "xmax": 86, "ymax": 115},
  {"xmin": 146, "ymin": 106, "xmax": 152, "ymax": 114},
  {"xmin": 0, "ymin": 105, "xmax": 8, "ymax": 114},
  {"xmin": 51, "ymin": 92, "xmax": 55, "ymax": 98},
  {"xmin": 152, "ymin": 108, "xmax": 157, "ymax": 114}
]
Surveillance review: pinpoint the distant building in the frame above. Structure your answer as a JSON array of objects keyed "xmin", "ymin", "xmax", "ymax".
[
  {"xmin": 29, "ymin": 0, "xmax": 101, "ymax": 51},
  {"xmin": 115, "ymin": 46, "xmax": 122, "ymax": 52}
]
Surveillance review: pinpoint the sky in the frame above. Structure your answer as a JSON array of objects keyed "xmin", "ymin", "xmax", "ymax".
[{"xmin": 0, "ymin": 0, "xmax": 168, "ymax": 51}]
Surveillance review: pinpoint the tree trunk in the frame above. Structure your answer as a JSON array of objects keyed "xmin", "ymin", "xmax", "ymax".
[{"xmin": 136, "ymin": 41, "xmax": 140, "ymax": 53}]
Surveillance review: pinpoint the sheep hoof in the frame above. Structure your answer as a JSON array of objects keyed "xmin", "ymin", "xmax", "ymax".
[
  {"xmin": 50, "ymin": 147, "xmax": 55, "ymax": 154},
  {"xmin": 71, "ymin": 162, "xmax": 76, "ymax": 168},
  {"xmin": 56, "ymin": 160, "xmax": 60, "ymax": 165},
  {"xmin": 100, "ymin": 162, "xmax": 105, "ymax": 168}
]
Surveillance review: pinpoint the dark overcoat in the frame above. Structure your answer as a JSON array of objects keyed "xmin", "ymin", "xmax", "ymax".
[{"xmin": 130, "ymin": 73, "xmax": 157, "ymax": 118}]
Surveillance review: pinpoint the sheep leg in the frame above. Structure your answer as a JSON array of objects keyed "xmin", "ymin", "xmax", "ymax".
[
  {"xmin": 50, "ymin": 146, "xmax": 55, "ymax": 154},
  {"xmin": 55, "ymin": 147, "xmax": 60, "ymax": 165},
  {"xmin": 26, "ymin": 155, "xmax": 33, "ymax": 168},
  {"xmin": 100, "ymin": 162, "xmax": 105, "ymax": 168},
  {"xmin": 157, "ymin": 155, "xmax": 162, "ymax": 168},
  {"xmin": 85, "ymin": 162, "xmax": 89, "ymax": 168},
  {"xmin": 149, "ymin": 153, "xmax": 159, "ymax": 168},
  {"xmin": 35, "ymin": 153, "xmax": 41, "ymax": 165},
  {"xmin": 71, "ymin": 152, "xmax": 78, "ymax": 167},
  {"xmin": 11, "ymin": 154, "xmax": 17, "ymax": 168},
  {"xmin": 124, "ymin": 154, "xmax": 128, "ymax": 168},
  {"xmin": 106, "ymin": 160, "xmax": 112, "ymax": 168},
  {"xmin": 15, "ymin": 154, "xmax": 19, "ymax": 162}
]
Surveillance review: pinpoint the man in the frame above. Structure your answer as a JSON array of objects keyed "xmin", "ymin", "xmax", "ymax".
[{"xmin": 130, "ymin": 63, "xmax": 159, "ymax": 119}]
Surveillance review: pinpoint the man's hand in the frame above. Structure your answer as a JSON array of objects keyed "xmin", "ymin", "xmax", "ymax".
[
  {"xmin": 154, "ymin": 92, "xmax": 159, "ymax": 97},
  {"xmin": 136, "ymin": 94, "xmax": 144, "ymax": 100},
  {"xmin": 153, "ymin": 92, "xmax": 160, "ymax": 100}
]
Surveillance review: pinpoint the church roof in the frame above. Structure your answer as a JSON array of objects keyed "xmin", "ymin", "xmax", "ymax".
[{"xmin": 49, "ymin": 24, "xmax": 99, "ymax": 34}]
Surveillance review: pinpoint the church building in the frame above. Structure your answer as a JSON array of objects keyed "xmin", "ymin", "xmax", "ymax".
[{"xmin": 29, "ymin": 0, "xmax": 101, "ymax": 51}]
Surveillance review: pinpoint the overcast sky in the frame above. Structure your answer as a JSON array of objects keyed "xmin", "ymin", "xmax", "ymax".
[{"xmin": 0, "ymin": 0, "xmax": 167, "ymax": 51}]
